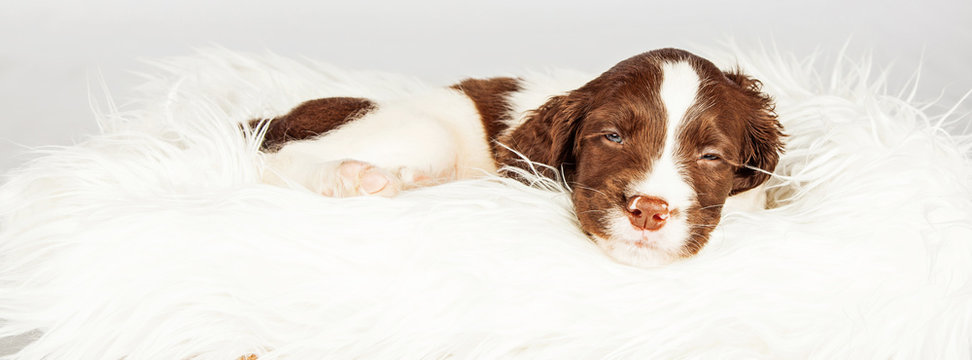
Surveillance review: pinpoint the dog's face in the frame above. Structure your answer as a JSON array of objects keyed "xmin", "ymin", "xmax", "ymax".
[{"xmin": 518, "ymin": 49, "xmax": 783, "ymax": 267}]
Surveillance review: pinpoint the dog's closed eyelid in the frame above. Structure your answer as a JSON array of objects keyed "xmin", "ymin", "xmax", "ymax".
[
  {"xmin": 696, "ymin": 147, "xmax": 727, "ymax": 162},
  {"xmin": 582, "ymin": 130, "xmax": 618, "ymax": 140}
]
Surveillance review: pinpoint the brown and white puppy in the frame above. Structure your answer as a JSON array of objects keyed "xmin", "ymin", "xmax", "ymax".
[{"xmin": 256, "ymin": 48, "xmax": 784, "ymax": 267}]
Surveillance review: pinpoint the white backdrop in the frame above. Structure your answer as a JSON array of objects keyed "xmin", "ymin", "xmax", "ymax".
[
  {"xmin": 0, "ymin": 0, "xmax": 970, "ymax": 173},
  {"xmin": 0, "ymin": 0, "xmax": 971, "ymax": 357}
]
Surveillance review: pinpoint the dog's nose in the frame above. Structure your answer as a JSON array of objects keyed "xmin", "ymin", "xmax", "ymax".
[{"xmin": 625, "ymin": 196, "xmax": 669, "ymax": 231}]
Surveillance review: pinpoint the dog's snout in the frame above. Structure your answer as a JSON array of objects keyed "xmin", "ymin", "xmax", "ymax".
[{"xmin": 626, "ymin": 196, "xmax": 669, "ymax": 231}]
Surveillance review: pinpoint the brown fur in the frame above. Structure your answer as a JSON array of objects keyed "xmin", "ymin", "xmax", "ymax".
[
  {"xmin": 722, "ymin": 70, "xmax": 784, "ymax": 195},
  {"xmin": 254, "ymin": 97, "xmax": 375, "ymax": 150},
  {"xmin": 450, "ymin": 77, "xmax": 522, "ymax": 164}
]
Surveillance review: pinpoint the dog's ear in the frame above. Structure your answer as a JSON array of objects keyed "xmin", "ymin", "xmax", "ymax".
[
  {"xmin": 725, "ymin": 70, "xmax": 785, "ymax": 195},
  {"xmin": 502, "ymin": 90, "xmax": 588, "ymax": 179}
]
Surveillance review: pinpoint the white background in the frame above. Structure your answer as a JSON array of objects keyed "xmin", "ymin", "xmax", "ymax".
[{"xmin": 1, "ymin": 0, "xmax": 970, "ymax": 173}]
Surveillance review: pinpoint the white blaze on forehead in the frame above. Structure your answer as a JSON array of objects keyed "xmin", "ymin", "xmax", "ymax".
[
  {"xmin": 659, "ymin": 61, "xmax": 701, "ymax": 143},
  {"xmin": 627, "ymin": 61, "xmax": 700, "ymax": 211}
]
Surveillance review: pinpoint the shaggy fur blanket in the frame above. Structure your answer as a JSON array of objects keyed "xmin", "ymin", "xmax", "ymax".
[{"xmin": 1, "ymin": 44, "xmax": 970, "ymax": 359}]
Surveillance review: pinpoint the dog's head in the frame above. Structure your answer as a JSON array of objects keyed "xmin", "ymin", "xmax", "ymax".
[{"xmin": 510, "ymin": 48, "xmax": 784, "ymax": 267}]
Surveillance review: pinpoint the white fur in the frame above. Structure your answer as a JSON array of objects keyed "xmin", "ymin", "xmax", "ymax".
[
  {"xmin": 263, "ymin": 88, "xmax": 497, "ymax": 193},
  {"xmin": 595, "ymin": 208, "xmax": 687, "ymax": 266},
  {"xmin": 1, "ymin": 45, "xmax": 971, "ymax": 359}
]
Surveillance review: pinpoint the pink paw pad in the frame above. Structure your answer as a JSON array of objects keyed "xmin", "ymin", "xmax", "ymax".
[
  {"xmin": 335, "ymin": 160, "xmax": 401, "ymax": 197},
  {"xmin": 359, "ymin": 172, "xmax": 391, "ymax": 194}
]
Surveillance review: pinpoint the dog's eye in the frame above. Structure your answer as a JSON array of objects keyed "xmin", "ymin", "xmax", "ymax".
[
  {"xmin": 604, "ymin": 133, "xmax": 623, "ymax": 144},
  {"xmin": 700, "ymin": 154, "xmax": 721, "ymax": 161}
]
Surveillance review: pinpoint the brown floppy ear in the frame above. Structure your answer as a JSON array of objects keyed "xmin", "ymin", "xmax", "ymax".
[
  {"xmin": 501, "ymin": 91, "xmax": 588, "ymax": 179},
  {"xmin": 725, "ymin": 70, "xmax": 785, "ymax": 195}
]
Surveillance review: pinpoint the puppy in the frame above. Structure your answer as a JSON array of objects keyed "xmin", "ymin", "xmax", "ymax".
[{"xmin": 255, "ymin": 48, "xmax": 784, "ymax": 267}]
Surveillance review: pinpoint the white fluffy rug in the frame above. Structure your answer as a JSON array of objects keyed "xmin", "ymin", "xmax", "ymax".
[{"xmin": 1, "ymin": 44, "xmax": 971, "ymax": 359}]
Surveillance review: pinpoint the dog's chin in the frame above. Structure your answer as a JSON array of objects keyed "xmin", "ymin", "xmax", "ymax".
[{"xmin": 591, "ymin": 210, "xmax": 692, "ymax": 268}]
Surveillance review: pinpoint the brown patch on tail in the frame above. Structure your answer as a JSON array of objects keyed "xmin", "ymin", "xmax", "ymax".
[{"xmin": 251, "ymin": 97, "xmax": 376, "ymax": 151}]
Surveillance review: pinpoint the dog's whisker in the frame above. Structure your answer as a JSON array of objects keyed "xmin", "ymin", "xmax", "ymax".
[
  {"xmin": 572, "ymin": 185, "xmax": 615, "ymax": 201},
  {"xmin": 580, "ymin": 209, "xmax": 612, "ymax": 215},
  {"xmin": 686, "ymin": 223, "xmax": 720, "ymax": 228}
]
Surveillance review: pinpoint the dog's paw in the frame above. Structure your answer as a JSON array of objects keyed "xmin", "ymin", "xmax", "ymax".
[{"xmin": 319, "ymin": 160, "xmax": 402, "ymax": 197}]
